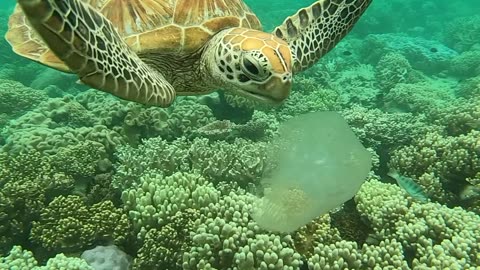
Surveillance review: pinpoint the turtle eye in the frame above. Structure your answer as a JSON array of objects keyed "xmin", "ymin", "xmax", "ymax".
[
  {"xmin": 240, "ymin": 53, "xmax": 268, "ymax": 81},
  {"xmin": 243, "ymin": 58, "xmax": 259, "ymax": 75}
]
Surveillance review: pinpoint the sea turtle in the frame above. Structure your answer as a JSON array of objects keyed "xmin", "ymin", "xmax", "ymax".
[{"xmin": 6, "ymin": 0, "xmax": 372, "ymax": 107}]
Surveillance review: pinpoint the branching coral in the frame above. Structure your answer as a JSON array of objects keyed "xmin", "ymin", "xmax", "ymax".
[
  {"xmin": 182, "ymin": 191, "xmax": 303, "ymax": 270},
  {"xmin": 272, "ymin": 84, "xmax": 341, "ymax": 121},
  {"xmin": 114, "ymin": 137, "xmax": 268, "ymax": 189},
  {"xmin": 121, "ymin": 171, "xmax": 219, "ymax": 234},
  {"xmin": 132, "ymin": 209, "xmax": 201, "ymax": 269},
  {"xmin": 2, "ymin": 117, "xmax": 125, "ymax": 155},
  {"xmin": 383, "ymin": 81, "xmax": 456, "ymax": 116},
  {"xmin": 292, "ymin": 215, "xmax": 342, "ymax": 258},
  {"xmin": 448, "ymin": 50, "xmax": 480, "ymax": 78},
  {"xmin": 38, "ymin": 96, "xmax": 96, "ymax": 127},
  {"xmin": 0, "ymin": 150, "xmax": 74, "ymax": 254},
  {"xmin": 0, "ymin": 79, "xmax": 48, "ymax": 119},
  {"xmin": 432, "ymin": 98, "xmax": 480, "ymax": 136},
  {"xmin": 375, "ymin": 52, "xmax": 413, "ymax": 91},
  {"xmin": 457, "ymin": 75, "xmax": 480, "ymax": 99},
  {"xmin": 355, "ymin": 180, "xmax": 480, "ymax": 268},
  {"xmin": 390, "ymin": 130, "xmax": 480, "ymax": 204},
  {"xmin": 342, "ymin": 105, "xmax": 437, "ymax": 150},
  {"xmin": 307, "ymin": 239, "xmax": 409, "ymax": 269},
  {"xmin": 0, "ymin": 245, "xmax": 93, "ymax": 269},
  {"xmin": 31, "ymin": 195, "xmax": 133, "ymax": 253},
  {"xmin": 363, "ymin": 34, "xmax": 458, "ymax": 74},
  {"xmin": 445, "ymin": 15, "xmax": 480, "ymax": 52}
]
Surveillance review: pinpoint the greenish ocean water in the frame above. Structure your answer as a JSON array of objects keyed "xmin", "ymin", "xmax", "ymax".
[{"xmin": 0, "ymin": 0, "xmax": 479, "ymax": 269}]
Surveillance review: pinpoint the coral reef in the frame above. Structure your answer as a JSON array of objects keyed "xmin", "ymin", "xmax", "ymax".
[
  {"xmin": 444, "ymin": 15, "xmax": 480, "ymax": 52},
  {"xmin": 361, "ymin": 34, "xmax": 458, "ymax": 73},
  {"xmin": 0, "ymin": 245, "xmax": 92, "ymax": 269},
  {"xmin": 356, "ymin": 180, "xmax": 480, "ymax": 268},
  {"xmin": 114, "ymin": 137, "xmax": 268, "ymax": 188},
  {"xmin": 0, "ymin": 80, "xmax": 48, "ymax": 126},
  {"xmin": 1, "ymin": 0, "xmax": 479, "ymax": 268},
  {"xmin": 30, "ymin": 195, "xmax": 133, "ymax": 253},
  {"xmin": 390, "ymin": 129, "xmax": 480, "ymax": 205}
]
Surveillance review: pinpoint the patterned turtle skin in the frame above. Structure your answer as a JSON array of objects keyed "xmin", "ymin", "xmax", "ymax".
[{"xmin": 6, "ymin": 0, "xmax": 372, "ymax": 107}]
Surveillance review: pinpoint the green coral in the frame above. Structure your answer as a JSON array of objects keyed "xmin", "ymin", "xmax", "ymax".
[
  {"xmin": 51, "ymin": 140, "xmax": 108, "ymax": 179},
  {"xmin": 38, "ymin": 96, "xmax": 95, "ymax": 128},
  {"xmin": 182, "ymin": 191, "xmax": 303, "ymax": 270},
  {"xmin": 375, "ymin": 52, "xmax": 413, "ymax": 91},
  {"xmin": 448, "ymin": 50, "xmax": 480, "ymax": 78},
  {"xmin": 272, "ymin": 78, "xmax": 341, "ymax": 121},
  {"xmin": 355, "ymin": 180, "xmax": 480, "ymax": 268},
  {"xmin": 121, "ymin": 171, "xmax": 219, "ymax": 233},
  {"xmin": 342, "ymin": 105, "xmax": 436, "ymax": 150},
  {"xmin": 432, "ymin": 99, "xmax": 480, "ymax": 136},
  {"xmin": 2, "ymin": 120, "xmax": 124, "ymax": 155},
  {"xmin": 383, "ymin": 81, "xmax": 455, "ymax": 115},
  {"xmin": 132, "ymin": 209, "xmax": 201, "ymax": 269},
  {"xmin": 445, "ymin": 15, "xmax": 480, "ymax": 52},
  {"xmin": 0, "ymin": 245, "xmax": 93, "ymax": 270},
  {"xmin": 114, "ymin": 137, "xmax": 268, "ymax": 188},
  {"xmin": 31, "ymin": 195, "xmax": 133, "ymax": 253},
  {"xmin": 390, "ymin": 130, "xmax": 480, "ymax": 205},
  {"xmin": 0, "ymin": 150, "xmax": 74, "ymax": 254},
  {"xmin": 457, "ymin": 76, "xmax": 480, "ymax": 99},
  {"xmin": 0, "ymin": 79, "xmax": 48, "ymax": 118}
]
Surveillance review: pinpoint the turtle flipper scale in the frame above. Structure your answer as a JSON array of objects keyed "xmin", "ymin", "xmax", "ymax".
[
  {"xmin": 17, "ymin": 0, "xmax": 176, "ymax": 107},
  {"xmin": 273, "ymin": 0, "xmax": 372, "ymax": 73}
]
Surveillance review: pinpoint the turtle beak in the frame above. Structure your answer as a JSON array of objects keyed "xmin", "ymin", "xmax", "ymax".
[
  {"xmin": 260, "ymin": 75, "xmax": 292, "ymax": 103},
  {"xmin": 242, "ymin": 74, "xmax": 291, "ymax": 104}
]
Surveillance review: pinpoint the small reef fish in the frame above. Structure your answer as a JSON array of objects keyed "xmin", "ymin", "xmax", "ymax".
[{"xmin": 388, "ymin": 169, "xmax": 428, "ymax": 202}]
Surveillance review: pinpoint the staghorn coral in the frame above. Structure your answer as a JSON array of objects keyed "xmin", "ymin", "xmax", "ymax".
[{"xmin": 30, "ymin": 195, "xmax": 133, "ymax": 253}]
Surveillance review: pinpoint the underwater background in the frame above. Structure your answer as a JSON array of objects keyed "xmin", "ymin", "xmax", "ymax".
[{"xmin": 0, "ymin": 0, "xmax": 479, "ymax": 269}]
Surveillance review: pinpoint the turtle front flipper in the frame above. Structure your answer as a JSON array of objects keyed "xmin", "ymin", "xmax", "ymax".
[
  {"xmin": 273, "ymin": 0, "xmax": 372, "ymax": 73},
  {"xmin": 17, "ymin": 0, "xmax": 176, "ymax": 107}
]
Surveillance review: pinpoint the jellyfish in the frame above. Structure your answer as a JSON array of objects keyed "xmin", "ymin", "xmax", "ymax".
[{"xmin": 252, "ymin": 112, "xmax": 372, "ymax": 233}]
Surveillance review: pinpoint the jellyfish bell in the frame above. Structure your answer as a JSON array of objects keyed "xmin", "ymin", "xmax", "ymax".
[{"xmin": 251, "ymin": 111, "xmax": 372, "ymax": 233}]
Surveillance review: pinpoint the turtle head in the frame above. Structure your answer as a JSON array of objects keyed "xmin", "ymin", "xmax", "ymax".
[{"xmin": 203, "ymin": 28, "xmax": 293, "ymax": 104}]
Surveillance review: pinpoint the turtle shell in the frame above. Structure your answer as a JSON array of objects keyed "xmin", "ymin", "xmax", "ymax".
[{"xmin": 6, "ymin": 0, "xmax": 262, "ymax": 72}]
